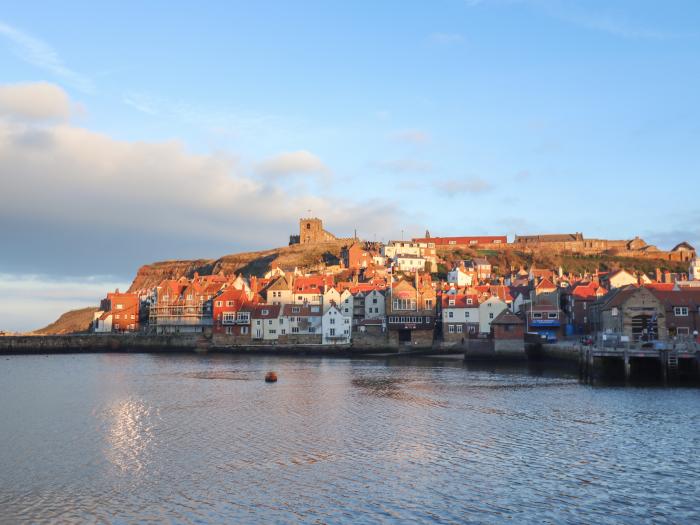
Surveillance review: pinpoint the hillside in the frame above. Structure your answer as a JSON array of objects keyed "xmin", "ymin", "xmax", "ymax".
[
  {"xmin": 33, "ymin": 307, "xmax": 99, "ymax": 335},
  {"xmin": 128, "ymin": 241, "xmax": 347, "ymax": 291},
  {"xmin": 437, "ymin": 247, "xmax": 689, "ymax": 276}
]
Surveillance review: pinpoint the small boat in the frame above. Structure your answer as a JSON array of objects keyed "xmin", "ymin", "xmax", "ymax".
[{"xmin": 264, "ymin": 371, "xmax": 278, "ymax": 383}]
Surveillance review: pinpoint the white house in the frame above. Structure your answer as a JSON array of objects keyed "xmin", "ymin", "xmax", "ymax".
[
  {"xmin": 364, "ymin": 289, "xmax": 385, "ymax": 319},
  {"xmin": 322, "ymin": 305, "xmax": 351, "ymax": 344},
  {"xmin": 691, "ymin": 256, "xmax": 700, "ymax": 281},
  {"xmin": 251, "ymin": 305, "xmax": 282, "ymax": 341},
  {"xmin": 478, "ymin": 296, "xmax": 508, "ymax": 334},
  {"xmin": 382, "ymin": 241, "xmax": 421, "ymax": 259},
  {"xmin": 608, "ymin": 270, "xmax": 638, "ymax": 289},
  {"xmin": 395, "ymin": 255, "xmax": 426, "ymax": 272},
  {"xmin": 323, "ymin": 287, "xmax": 342, "ymax": 312},
  {"xmin": 339, "ymin": 290, "xmax": 354, "ymax": 317},
  {"xmin": 441, "ymin": 293, "xmax": 480, "ymax": 337},
  {"xmin": 93, "ymin": 311, "xmax": 113, "ymax": 332},
  {"xmin": 447, "ymin": 266, "xmax": 473, "ymax": 287},
  {"xmin": 281, "ymin": 304, "xmax": 322, "ymax": 335},
  {"xmin": 265, "ymin": 275, "xmax": 293, "ymax": 306}
]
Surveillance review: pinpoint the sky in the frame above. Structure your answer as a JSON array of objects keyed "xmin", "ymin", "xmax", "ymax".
[{"xmin": 1, "ymin": 0, "xmax": 699, "ymax": 331}]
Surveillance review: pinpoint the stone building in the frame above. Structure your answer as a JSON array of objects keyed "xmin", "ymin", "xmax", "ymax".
[{"xmin": 290, "ymin": 217, "xmax": 338, "ymax": 245}]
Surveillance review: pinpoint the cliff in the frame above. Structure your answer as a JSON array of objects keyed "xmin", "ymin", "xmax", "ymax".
[
  {"xmin": 128, "ymin": 241, "xmax": 347, "ymax": 291},
  {"xmin": 33, "ymin": 306, "xmax": 99, "ymax": 335}
]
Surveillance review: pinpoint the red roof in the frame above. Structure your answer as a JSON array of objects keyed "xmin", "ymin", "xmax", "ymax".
[
  {"xmin": 412, "ymin": 236, "xmax": 507, "ymax": 245},
  {"xmin": 442, "ymin": 293, "xmax": 479, "ymax": 308},
  {"xmin": 644, "ymin": 283, "xmax": 676, "ymax": 291}
]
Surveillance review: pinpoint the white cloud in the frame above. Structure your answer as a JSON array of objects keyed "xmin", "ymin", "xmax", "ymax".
[
  {"xmin": 0, "ymin": 82, "xmax": 400, "ymax": 278},
  {"xmin": 0, "ymin": 81, "xmax": 72, "ymax": 120},
  {"xmin": 0, "ymin": 21, "xmax": 93, "ymax": 93},
  {"xmin": 255, "ymin": 150, "xmax": 331, "ymax": 178}
]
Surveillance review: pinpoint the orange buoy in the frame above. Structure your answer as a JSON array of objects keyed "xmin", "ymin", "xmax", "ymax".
[{"xmin": 265, "ymin": 371, "xmax": 278, "ymax": 383}]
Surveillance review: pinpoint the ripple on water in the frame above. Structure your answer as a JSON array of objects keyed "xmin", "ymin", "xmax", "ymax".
[{"xmin": 0, "ymin": 354, "xmax": 699, "ymax": 524}]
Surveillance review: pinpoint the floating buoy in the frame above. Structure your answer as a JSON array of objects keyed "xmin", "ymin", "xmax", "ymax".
[{"xmin": 265, "ymin": 371, "xmax": 278, "ymax": 383}]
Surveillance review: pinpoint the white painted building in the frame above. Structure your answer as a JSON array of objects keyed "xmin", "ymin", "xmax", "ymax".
[
  {"xmin": 364, "ymin": 289, "xmax": 385, "ymax": 319},
  {"xmin": 608, "ymin": 270, "xmax": 638, "ymax": 289},
  {"xmin": 478, "ymin": 296, "xmax": 508, "ymax": 334},
  {"xmin": 322, "ymin": 305, "xmax": 351, "ymax": 344},
  {"xmin": 690, "ymin": 257, "xmax": 700, "ymax": 280},
  {"xmin": 395, "ymin": 255, "xmax": 426, "ymax": 272},
  {"xmin": 447, "ymin": 266, "xmax": 473, "ymax": 287},
  {"xmin": 93, "ymin": 311, "xmax": 113, "ymax": 332},
  {"xmin": 382, "ymin": 241, "xmax": 423, "ymax": 259},
  {"xmin": 323, "ymin": 287, "xmax": 342, "ymax": 312}
]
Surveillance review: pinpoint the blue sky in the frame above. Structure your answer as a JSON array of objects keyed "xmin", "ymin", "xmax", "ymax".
[{"xmin": 1, "ymin": 0, "xmax": 699, "ymax": 330}]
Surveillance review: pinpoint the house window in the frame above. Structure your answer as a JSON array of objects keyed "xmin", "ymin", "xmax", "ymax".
[
  {"xmin": 448, "ymin": 300, "xmax": 455, "ymax": 306},
  {"xmin": 465, "ymin": 311, "xmax": 469, "ymax": 318},
  {"xmin": 456, "ymin": 325, "xmax": 463, "ymax": 333},
  {"xmin": 292, "ymin": 327, "xmax": 299, "ymax": 334},
  {"xmin": 330, "ymin": 318, "xmax": 335, "ymax": 325},
  {"xmin": 237, "ymin": 312, "xmax": 250, "ymax": 323},
  {"xmin": 467, "ymin": 299, "xmax": 473, "ymax": 305},
  {"xmin": 392, "ymin": 298, "xmax": 417, "ymax": 310},
  {"xmin": 269, "ymin": 329, "xmax": 276, "ymax": 334},
  {"xmin": 426, "ymin": 299, "xmax": 433, "ymax": 309},
  {"xmin": 114, "ymin": 324, "xmax": 120, "ymax": 330},
  {"xmin": 223, "ymin": 312, "xmax": 236, "ymax": 324},
  {"xmin": 268, "ymin": 319, "xmax": 273, "ymax": 325},
  {"xmin": 533, "ymin": 313, "xmax": 542, "ymax": 319},
  {"xmin": 372, "ymin": 298, "xmax": 378, "ymax": 304},
  {"xmin": 116, "ymin": 304, "xmax": 123, "ymax": 310},
  {"xmin": 611, "ymin": 307, "xmax": 619, "ymax": 317},
  {"xmin": 309, "ymin": 327, "xmax": 315, "ymax": 333},
  {"xmin": 674, "ymin": 307, "xmax": 689, "ymax": 316},
  {"xmin": 241, "ymin": 327, "xmax": 249, "ymax": 335},
  {"xmin": 489, "ymin": 313, "xmax": 494, "ymax": 319},
  {"xmin": 262, "ymin": 309, "xmax": 269, "ymax": 315},
  {"xmin": 448, "ymin": 311, "xmax": 454, "ymax": 318},
  {"xmin": 330, "ymin": 328, "xmax": 336, "ymax": 336},
  {"xmin": 548, "ymin": 313, "xmax": 558, "ymax": 319},
  {"xmin": 227, "ymin": 301, "xmax": 234, "ymax": 307},
  {"xmin": 448, "ymin": 325, "xmax": 455, "ymax": 333},
  {"xmin": 292, "ymin": 307, "xmax": 300, "ymax": 314},
  {"xmin": 225, "ymin": 326, "xmax": 232, "ymax": 335},
  {"xmin": 281, "ymin": 329, "xmax": 286, "ymax": 335},
  {"xmin": 677, "ymin": 327, "xmax": 690, "ymax": 335},
  {"xmin": 115, "ymin": 314, "xmax": 120, "ymax": 320}
]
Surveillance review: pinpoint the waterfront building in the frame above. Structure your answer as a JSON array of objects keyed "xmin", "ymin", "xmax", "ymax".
[
  {"xmin": 386, "ymin": 276, "xmax": 436, "ymax": 347},
  {"xmin": 478, "ymin": 296, "xmax": 508, "ymax": 335},
  {"xmin": 322, "ymin": 305, "xmax": 351, "ymax": 344},
  {"xmin": 441, "ymin": 292, "xmax": 480, "ymax": 342}
]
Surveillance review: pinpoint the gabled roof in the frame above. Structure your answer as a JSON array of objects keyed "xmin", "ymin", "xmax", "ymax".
[
  {"xmin": 281, "ymin": 304, "xmax": 322, "ymax": 317},
  {"xmin": 491, "ymin": 310, "xmax": 524, "ymax": 325},
  {"xmin": 250, "ymin": 304, "xmax": 281, "ymax": 319},
  {"xmin": 441, "ymin": 294, "xmax": 479, "ymax": 308},
  {"xmin": 536, "ymin": 278, "xmax": 556, "ymax": 291},
  {"xmin": 672, "ymin": 241, "xmax": 695, "ymax": 251}
]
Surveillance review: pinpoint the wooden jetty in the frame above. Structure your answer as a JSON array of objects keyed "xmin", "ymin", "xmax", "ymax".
[{"xmin": 579, "ymin": 344, "xmax": 700, "ymax": 384}]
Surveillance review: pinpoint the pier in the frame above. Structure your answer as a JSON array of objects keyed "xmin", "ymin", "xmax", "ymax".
[{"xmin": 579, "ymin": 343, "xmax": 700, "ymax": 384}]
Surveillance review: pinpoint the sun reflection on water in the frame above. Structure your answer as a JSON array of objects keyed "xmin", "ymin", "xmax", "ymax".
[{"xmin": 104, "ymin": 399, "xmax": 156, "ymax": 473}]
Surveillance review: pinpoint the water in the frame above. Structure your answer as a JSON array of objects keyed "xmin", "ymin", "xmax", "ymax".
[{"xmin": 1, "ymin": 354, "xmax": 699, "ymax": 524}]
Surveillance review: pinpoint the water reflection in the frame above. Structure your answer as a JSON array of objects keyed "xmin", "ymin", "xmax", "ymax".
[
  {"xmin": 0, "ymin": 354, "xmax": 698, "ymax": 524},
  {"xmin": 103, "ymin": 399, "xmax": 156, "ymax": 473}
]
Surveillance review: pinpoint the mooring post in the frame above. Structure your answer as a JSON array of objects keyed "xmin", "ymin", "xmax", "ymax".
[
  {"xmin": 661, "ymin": 349, "xmax": 668, "ymax": 386},
  {"xmin": 624, "ymin": 350, "xmax": 631, "ymax": 384}
]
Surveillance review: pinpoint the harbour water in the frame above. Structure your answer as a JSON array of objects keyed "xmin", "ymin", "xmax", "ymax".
[{"xmin": 1, "ymin": 353, "xmax": 699, "ymax": 524}]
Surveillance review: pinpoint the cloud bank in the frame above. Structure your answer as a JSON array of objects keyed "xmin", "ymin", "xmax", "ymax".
[{"xmin": 0, "ymin": 82, "xmax": 399, "ymax": 281}]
